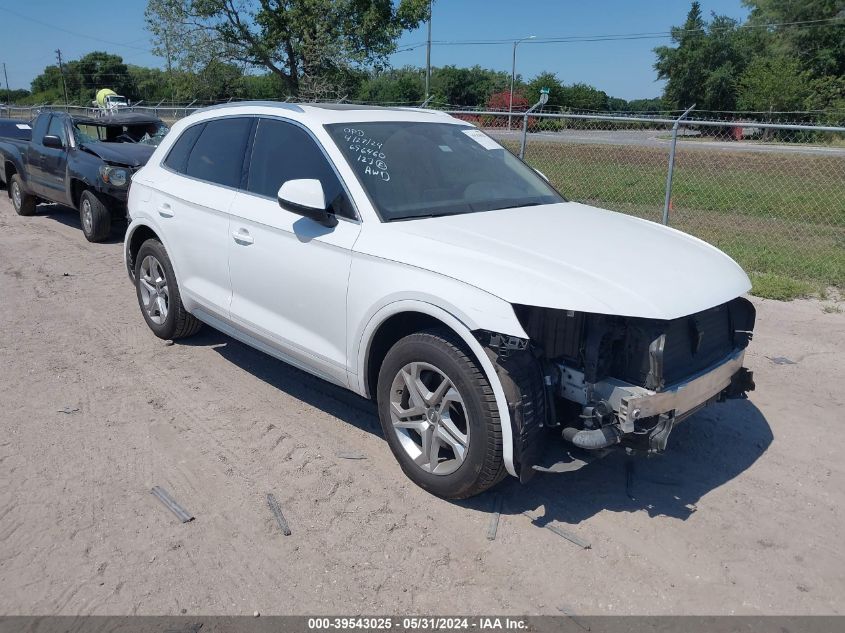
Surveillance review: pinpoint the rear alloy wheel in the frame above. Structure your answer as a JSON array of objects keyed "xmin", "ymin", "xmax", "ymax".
[
  {"xmin": 10, "ymin": 175, "xmax": 36, "ymax": 216},
  {"xmin": 377, "ymin": 330, "xmax": 506, "ymax": 499},
  {"xmin": 134, "ymin": 238, "xmax": 202, "ymax": 340}
]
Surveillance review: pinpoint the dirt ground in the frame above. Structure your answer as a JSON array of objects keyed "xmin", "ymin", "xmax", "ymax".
[{"xmin": 1, "ymin": 195, "xmax": 844, "ymax": 616}]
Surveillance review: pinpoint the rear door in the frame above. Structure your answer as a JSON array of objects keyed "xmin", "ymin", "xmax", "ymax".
[
  {"xmin": 155, "ymin": 116, "xmax": 253, "ymax": 318},
  {"xmin": 24, "ymin": 114, "xmax": 51, "ymax": 195},
  {"xmin": 227, "ymin": 117, "xmax": 360, "ymax": 385}
]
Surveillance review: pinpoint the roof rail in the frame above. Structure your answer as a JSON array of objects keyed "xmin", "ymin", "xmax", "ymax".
[{"xmin": 196, "ymin": 100, "xmax": 305, "ymax": 114}]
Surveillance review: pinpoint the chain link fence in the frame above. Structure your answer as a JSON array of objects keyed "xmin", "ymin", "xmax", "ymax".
[
  {"xmin": 451, "ymin": 110, "xmax": 845, "ymax": 290},
  {"xmin": 4, "ymin": 102, "xmax": 843, "ymax": 289}
]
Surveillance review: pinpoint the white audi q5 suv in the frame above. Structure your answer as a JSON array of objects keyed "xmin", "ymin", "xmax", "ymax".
[{"xmin": 125, "ymin": 102, "xmax": 755, "ymax": 498}]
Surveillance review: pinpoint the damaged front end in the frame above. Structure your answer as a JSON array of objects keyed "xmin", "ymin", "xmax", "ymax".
[{"xmin": 478, "ymin": 297, "xmax": 756, "ymax": 480}]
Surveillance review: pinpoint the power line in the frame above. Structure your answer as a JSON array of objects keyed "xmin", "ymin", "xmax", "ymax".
[
  {"xmin": 394, "ymin": 16, "xmax": 845, "ymax": 49},
  {"xmin": 0, "ymin": 6, "xmax": 153, "ymax": 54}
]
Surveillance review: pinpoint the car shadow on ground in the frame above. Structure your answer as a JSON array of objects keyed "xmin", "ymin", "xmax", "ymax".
[
  {"xmin": 181, "ymin": 328, "xmax": 382, "ymax": 436},
  {"xmin": 462, "ymin": 398, "xmax": 772, "ymax": 527},
  {"xmin": 179, "ymin": 328, "xmax": 772, "ymax": 526},
  {"xmin": 31, "ymin": 202, "xmax": 126, "ymax": 244}
]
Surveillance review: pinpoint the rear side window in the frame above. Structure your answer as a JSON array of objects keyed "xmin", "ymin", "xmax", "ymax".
[
  {"xmin": 185, "ymin": 117, "xmax": 252, "ymax": 188},
  {"xmin": 247, "ymin": 118, "xmax": 354, "ymax": 219},
  {"xmin": 163, "ymin": 123, "xmax": 204, "ymax": 174}
]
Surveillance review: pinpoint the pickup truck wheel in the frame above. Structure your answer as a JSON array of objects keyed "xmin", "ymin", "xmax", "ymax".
[
  {"xmin": 10, "ymin": 175, "xmax": 36, "ymax": 216},
  {"xmin": 79, "ymin": 191, "xmax": 111, "ymax": 242},
  {"xmin": 134, "ymin": 238, "xmax": 202, "ymax": 341},
  {"xmin": 377, "ymin": 330, "xmax": 506, "ymax": 499}
]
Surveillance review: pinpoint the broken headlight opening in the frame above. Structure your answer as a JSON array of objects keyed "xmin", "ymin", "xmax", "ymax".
[{"xmin": 480, "ymin": 297, "xmax": 756, "ymax": 479}]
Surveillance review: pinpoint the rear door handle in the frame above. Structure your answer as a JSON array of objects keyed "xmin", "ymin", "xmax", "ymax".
[
  {"xmin": 232, "ymin": 229, "xmax": 254, "ymax": 245},
  {"xmin": 157, "ymin": 203, "xmax": 174, "ymax": 218}
]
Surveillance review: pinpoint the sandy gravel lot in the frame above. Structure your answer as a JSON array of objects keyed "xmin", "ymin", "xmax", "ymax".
[{"xmin": 1, "ymin": 195, "xmax": 844, "ymax": 616}]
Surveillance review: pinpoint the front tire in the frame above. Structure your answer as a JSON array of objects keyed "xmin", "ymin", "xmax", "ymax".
[
  {"xmin": 79, "ymin": 190, "xmax": 111, "ymax": 242},
  {"xmin": 134, "ymin": 239, "xmax": 202, "ymax": 340},
  {"xmin": 376, "ymin": 330, "xmax": 506, "ymax": 499},
  {"xmin": 10, "ymin": 175, "xmax": 36, "ymax": 216}
]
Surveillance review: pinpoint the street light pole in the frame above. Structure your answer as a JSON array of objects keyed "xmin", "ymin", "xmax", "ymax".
[
  {"xmin": 424, "ymin": 0, "xmax": 432, "ymax": 101},
  {"xmin": 508, "ymin": 35, "xmax": 535, "ymax": 131}
]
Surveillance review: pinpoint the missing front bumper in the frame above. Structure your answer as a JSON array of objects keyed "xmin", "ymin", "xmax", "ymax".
[{"xmin": 557, "ymin": 348, "xmax": 754, "ymax": 452}]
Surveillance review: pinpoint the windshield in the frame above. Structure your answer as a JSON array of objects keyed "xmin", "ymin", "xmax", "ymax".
[
  {"xmin": 325, "ymin": 122, "xmax": 563, "ymax": 221},
  {"xmin": 73, "ymin": 121, "xmax": 169, "ymax": 147}
]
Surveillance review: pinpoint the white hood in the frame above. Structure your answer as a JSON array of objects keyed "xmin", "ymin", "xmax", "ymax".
[{"xmin": 356, "ymin": 202, "xmax": 751, "ymax": 320}]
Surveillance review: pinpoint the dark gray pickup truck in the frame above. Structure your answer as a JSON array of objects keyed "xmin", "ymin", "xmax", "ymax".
[{"xmin": 0, "ymin": 111, "xmax": 168, "ymax": 241}]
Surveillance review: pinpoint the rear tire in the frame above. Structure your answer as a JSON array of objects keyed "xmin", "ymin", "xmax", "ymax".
[
  {"xmin": 79, "ymin": 190, "xmax": 111, "ymax": 242},
  {"xmin": 134, "ymin": 238, "xmax": 202, "ymax": 341},
  {"xmin": 10, "ymin": 175, "xmax": 36, "ymax": 216},
  {"xmin": 376, "ymin": 329, "xmax": 506, "ymax": 499}
]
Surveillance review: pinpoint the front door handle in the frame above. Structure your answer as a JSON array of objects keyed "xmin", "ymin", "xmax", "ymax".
[
  {"xmin": 157, "ymin": 203, "xmax": 174, "ymax": 218},
  {"xmin": 232, "ymin": 229, "xmax": 254, "ymax": 245}
]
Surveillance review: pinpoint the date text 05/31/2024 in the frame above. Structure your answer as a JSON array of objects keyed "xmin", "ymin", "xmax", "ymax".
[{"xmin": 307, "ymin": 618, "xmax": 529, "ymax": 630}]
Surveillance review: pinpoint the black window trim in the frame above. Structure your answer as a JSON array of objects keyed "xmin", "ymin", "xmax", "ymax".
[
  {"xmin": 160, "ymin": 116, "xmax": 251, "ymax": 192},
  {"xmin": 159, "ymin": 113, "xmax": 360, "ymax": 223}
]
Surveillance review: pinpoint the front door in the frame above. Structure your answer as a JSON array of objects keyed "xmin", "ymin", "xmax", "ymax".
[
  {"xmin": 228, "ymin": 117, "xmax": 361, "ymax": 386},
  {"xmin": 38, "ymin": 115, "xmax": 70, "ymax": 203}
]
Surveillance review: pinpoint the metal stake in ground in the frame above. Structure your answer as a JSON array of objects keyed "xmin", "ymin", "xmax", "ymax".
[
  {"xmin": 487, "ymin": 494, "xmax": 503, "ymax": 541},
  {"xmin": 266, "ymin": 493, "xmax": 292, "ymax": 536},
  {"xmin": 151, "ymin": 486, "xmax": 194, "ymax": 523}
]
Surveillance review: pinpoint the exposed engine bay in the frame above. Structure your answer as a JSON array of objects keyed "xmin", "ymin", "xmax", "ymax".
[{"xmin": 477, "ymin": 297, "xmax": 756, "ymax": 480}]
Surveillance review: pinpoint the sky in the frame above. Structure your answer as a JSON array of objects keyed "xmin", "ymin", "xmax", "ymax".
[{"xmin": 0, "ymin": 0, "xmax": 750, "ymax": 101}]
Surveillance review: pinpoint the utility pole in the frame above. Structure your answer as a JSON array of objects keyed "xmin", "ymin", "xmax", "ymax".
[
  {"xmin": 2, "ymin": 63, "xmax": 10, "ymax": 106},
  {"xmin": 424, "ymin": 0, "xmax": 432, "ymax": 101},
  {"xmin": 55, "ymin": 49, "xmax": 69, "ymax": 110}
]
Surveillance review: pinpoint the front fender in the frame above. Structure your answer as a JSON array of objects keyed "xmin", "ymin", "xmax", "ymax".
[{"xmin": 354, "ymin": 299, "xmax": 521, "ymax": 478}]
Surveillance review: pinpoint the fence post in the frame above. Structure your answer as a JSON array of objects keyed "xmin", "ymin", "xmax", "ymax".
[
  {"xmin": 662, "ymin": 104, "xmax": 695, "ymax": 225},
  {"xmin": 519, "ymin": 88, "xmax": 549, "ymax": 160}
]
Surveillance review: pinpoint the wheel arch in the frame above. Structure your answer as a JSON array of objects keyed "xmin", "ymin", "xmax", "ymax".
[
  {"xmin": 355, "ymin": 299, "xmax": 521, "ymax": 477},
  {"xmin": 69, "ymin": 178, "xmax": 89, "ymax": 209},
  {"xmin": 124, "ymin": 221, "xmax": 164, "ymax": 281}
]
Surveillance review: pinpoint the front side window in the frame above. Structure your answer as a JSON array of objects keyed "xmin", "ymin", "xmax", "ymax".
[
  {"xmin": 247, "ymin": 118, "xmax": 353, "ymax": 219},
  {"xmin": 184, "ymin": 117, "xmax": 252, "ymax": 188},
  {"xmin": 325, "ymin": 122, "xmax": 563, "ymax": 221},
  {"xmin": 46, "ymin": 115, "xmax": 66, "ymax": 144}
]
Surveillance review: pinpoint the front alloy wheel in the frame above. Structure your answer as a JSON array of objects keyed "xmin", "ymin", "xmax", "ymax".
[
  {"xmin": 377, "ymin": 330, "xmax": 506, "ymax": 499},
  {"xmin": 389, "ymin": 361, "xmax": 470, "ymax": 476}
]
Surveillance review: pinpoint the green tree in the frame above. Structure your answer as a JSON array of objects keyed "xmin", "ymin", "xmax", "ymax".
[
  {"xmin": 654, "ymin": 3, "xmax": 751, "ymax": 111},
  {"xmin": 526, "ymin": 71, "xmax": 566, "ymax": 108},
  {"xmin": 654, "ymin": 2, "xmax": 708, "ymax": 108},
  {"xmin": 355, "ymin": 67, "xmax": 425, "ymax": 104},
  {"xmin": 743, "ymin": 0, "xmax": 845, "ymax": 79},
  {"xmin": 145, "ymin": 0, "xmax": 431, "ymax": 96},
  {"xmin": 561, "ymin": 82, "xmax": 610, "ymax": 111},
  {"xmin": 75, "ymin": 51, "xmax": 134, "ymax": 100},
  {"xmin": 738, "ymin": 55, "xmax": 813, "ymax": 113},
  {"xmin": 429, "ymin": 65, "xmax": 510, "ymax": 107}
]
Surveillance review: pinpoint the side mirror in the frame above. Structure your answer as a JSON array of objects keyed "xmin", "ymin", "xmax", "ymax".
[
  {"xmin": 42, "ymin": 134, "xmax": 64, "ymax": 149},
  {"xmin": 277, "ymin": 179, "xmax": 337, "ymax": 228}
]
